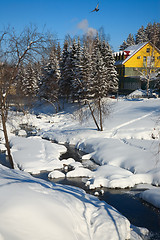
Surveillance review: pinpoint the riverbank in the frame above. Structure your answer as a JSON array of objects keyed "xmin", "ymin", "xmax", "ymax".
[{"xmin": 1, "ymin": 97, "xmax": 160, "ymax": 239}]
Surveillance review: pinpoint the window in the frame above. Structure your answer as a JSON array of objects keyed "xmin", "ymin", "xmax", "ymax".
[
  {"xmin": 143, "ymin": 56, "xmax": 147, "ymax": 65},
  {"xmin": 146, "ymin": 48, "xmax": 150, "ymax": 53},
  {"xmin": 137, "ymin": 56, "xmax": 141, "ymax": 59}
]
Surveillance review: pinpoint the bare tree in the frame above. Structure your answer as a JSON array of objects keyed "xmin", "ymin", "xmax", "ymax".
[
  {"xmin": 135, "ymin": 43, "xmax": 160, "ymax": 96},
  {"xmin": 0, "ymin": 25, "xmax": 52, "ymax": 168}
]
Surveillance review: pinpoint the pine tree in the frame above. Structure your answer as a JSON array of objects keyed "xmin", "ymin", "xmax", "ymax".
[
  {"xmin": 16, "ymin": 64, "xmax": 25, "ymax": 97},
  {"xmin": 136, "ymin": 26, "xmax": 148, "ymax": 44},
  {"xmin": 81, "ymin": 42, "xmax": 93, "ymax": 98},
  {"xmin": 92, "ymin": 48, "xmax": 107, "ymax": 98},
  {"xmin": 68, "ymin": 38, "xmax": 83, "ymax": 101},
  {"xmin": 145, "ymin": 23, "xmax": 153, "ymax": 42},
  {"xmin": 25, "ymin": 63, "xmax": 39, "ymax": 97},
  {"xmin": 88, "ymin": 36, "xmax": 108, "ymax": 131},
  {"xmin": 56, "ymin": 42, "xmax": 61, "ymax": 62},
  {"xmin": 126, "ymin": 33, "xmax": 135, "ymax": 46},
  {"xmin": 150, "ymin": 22, "xmax": 159, "ymax": 46},
  {"xmin": 120, "ymin": 22, "xmax": 160, "ymax": 52},
  {"xmin": 119, "ymin": 40, "xmax": 128, "ymax": 50},
  {"xmin": 59, "ymin": 39, "xmax": 71, "ymax": 99},
  {"xmin": 101, "ymin": 41, "xmax": 118, "ymax": 93},
  {"xmin": 39, "ymin": 48, "xmax": 60, "ymax": 110}
]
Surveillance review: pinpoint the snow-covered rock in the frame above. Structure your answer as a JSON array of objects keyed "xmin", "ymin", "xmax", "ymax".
[
  {"xmin": 66, "ymin": 167, "xmax": 93, "ymax": 178},
  {"xmin": 140, "ymin": 188, "xmax": 160, "ymax": 208},
  {"xmin": 18, "ymin": 129, "xmax": 27, "ymax": 136},
  {"xmin": 48, "ymin": 170, "xmax": 65, "ymax": 179},
  {"xmin": 10, "ymin": 136, "xmax": 67, "ymax": 174}
]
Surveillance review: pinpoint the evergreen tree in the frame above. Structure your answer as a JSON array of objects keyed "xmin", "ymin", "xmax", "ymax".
[
  {"xmin": 119, "ymin": 34, "xmax": 135, "ymax": 51},
  {"xmin": 101, "ymin": 41, "xmax": 118, "ymax": 93},
  {"xmin": 150, "ymin": 22, "xmax": 159, "ymax": 46},
  {"xmin": 81, "ymin": 42, "xmax": 93, "ymax": 98},
  {"xmin": 85, "ymin": 34, "xmax": 112, "ymax": 131},
  {"xmin": 17, "ymin": 63, "xmax": 39, "ymax": 99},
  {"xmin": 136, "ymin": 26, "xmax": 148, "ymax": 44},
  {"xmin": 39, "ymin": 48, "xmax": 60, "ymax": 109},
  {"xmin": 68, "ymin": 38, "xmax": 82, "ymax": 101},
  {"xmin": 59, "ymin": 39, "xmax": 71, "ymax": 99},
  {"xmin": 120, "ymin": 22, "xmax": 160, "ymax": 52},
  {"xmin": 145, "ymin": 22, "xmax": 153, "ymax": 42},
  {"xmin": 91, "ymin": 46, "xmax": 107, "ymax": 99},
  {"xmin": 126, "ymin": 33, "xmax": 135, "ymax": 46},
  {"xmin": 72, "ymin": 37, "xmax": 83, "ymax": 99},
  {"xmin": 25, "ymin": 63, "xmax": 39, "ymax": 97},
  {"xmin": 119, "ymin": 40, "xmax": 128, "ymax": 50},
  {"xmin": 56, "ymin": 42, "xmax": 61, "ymax": 62},
  {"xmin": 16, "ymin": 64, "xmax": 25, "ymax": 97}
]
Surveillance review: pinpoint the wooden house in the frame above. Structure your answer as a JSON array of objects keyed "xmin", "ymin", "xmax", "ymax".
[{"xmin": 114, "ymin": 42, "xmax": 160, "ymax": 93}]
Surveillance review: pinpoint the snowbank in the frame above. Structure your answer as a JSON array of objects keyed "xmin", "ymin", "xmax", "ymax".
[
  {"xmin": 0, "ymin": 165, "xmax": 131, "ymax": 240},
  {"xmin": 78, "ymin": 138, "xmax": 160, "ymax": 189},
  {"xmin": 140, "ymin": 188, "xmax": 160, "ymax": 208},
  {"xmin": 6, "ymin": 98, "xmax": 160, "ymax": 210},
  {"xmin": 10, "ymin": 136, "xmax": 67, "ymax": 174}
]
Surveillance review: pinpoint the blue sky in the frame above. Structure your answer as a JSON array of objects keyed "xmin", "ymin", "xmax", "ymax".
[{"xmin": 0, "ymin": 0, "xmax": 159, "ymax": 51}]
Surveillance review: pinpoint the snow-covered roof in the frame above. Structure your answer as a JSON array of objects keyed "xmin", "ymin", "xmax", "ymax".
[
  {"xmin": 114, "ymin": 42, "xmax": 149, "ymax": 65},
  {"xmin": 124, "ymin": 42, "xmax": 148, "ymax": 52},
  {"xmin": 122, "ymin": 42, "xmax": 148, "ymax": 64}
]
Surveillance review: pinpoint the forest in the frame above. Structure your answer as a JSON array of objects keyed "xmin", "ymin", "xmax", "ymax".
[
  {"xmin": 15, "ymin": 32, "xmax": 118, "ymax": 109},
  {"xmin": 120, "ymin": 22, "xmax": 160, "ymax": 50}
]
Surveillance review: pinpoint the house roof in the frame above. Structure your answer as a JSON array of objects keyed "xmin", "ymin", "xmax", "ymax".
[
  {"xmin": 122, "ymin": 42, "xmax": 148, "ymax": 64},
  {"xmin": 115, "ymin": 41, "xmax": 160, "ymax": 66}
]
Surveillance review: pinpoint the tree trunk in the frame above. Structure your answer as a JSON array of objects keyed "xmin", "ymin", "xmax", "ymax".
[
  {"xmin": 1, "ymin": 107, "xmax": 14, "ymax": 169},
  {"xmin": 87, "ymin": 101, "xmax": 101, "ymax": 131},
  {"xmin": 98, "ymin": 98, "xmax": 103, "ymax": 131}
]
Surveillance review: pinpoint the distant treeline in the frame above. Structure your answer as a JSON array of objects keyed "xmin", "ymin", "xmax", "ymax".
[{"xmin": 120, "ymin": 22, "xmax": 160, "ymax": 50}]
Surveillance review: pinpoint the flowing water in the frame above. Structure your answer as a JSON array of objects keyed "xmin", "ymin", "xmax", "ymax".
[
  {"xmin": 32, "ymin": 143, "xmax": 160, "ymax": 240},
  {"xmin": 1, "ymin": 138, "xmax": 160, "ymax": 239}
]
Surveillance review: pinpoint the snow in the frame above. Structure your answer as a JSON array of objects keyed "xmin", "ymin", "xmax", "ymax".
[
  {"xmin": 0, "ymin": 143, "xmax": 6, "ymax": 151},
  {"xmin": 48, "ymin": 170, "xmax": 65, "ymax": 179},
  {"xmin": 122, "ymin": 42, "xmax": 148, "ymax": 64},
  {"xmin": 128, "ymin": 89, "xmax": 158, "ymax": 98},
  {"xmin": 31, "ymin": 98, "xmax": 160, "ymax": 210},
  {"xmin": 10, "ymin": 136, "xmax": 67, "ymax": 174},
  {"xmin": 1, "ymin": 97, "xmax": 160, "ymax": 239},
  {"xmin": 18, "ymin": 129, "xmax": 27, "ymax": 136},
  {"xmin": 66, "ymin": 167, "xmax": 93, "ymax": 178},
  {"xmin": 140, "ymin": 188, "xmax": 160, "ymax": 208},
  {"xmin": 0, "ymin": 165, "xmax": 131, "ymax": 240}
]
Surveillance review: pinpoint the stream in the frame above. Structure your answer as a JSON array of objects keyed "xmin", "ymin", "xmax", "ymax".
[
  {"xmin": 31, "ymin": 144, "xmax": 160, "ymax": 240},
  {"xmin": 1, "ymin": 131, "xmax": 160, "ymax": 239}
]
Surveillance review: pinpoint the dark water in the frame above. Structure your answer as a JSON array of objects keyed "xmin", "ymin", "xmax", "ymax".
[
  {"xmin": 32, "ymin": 171, "xmax": 160, "ymax": 239},
  {"xmin": 0, "ymin": 151, "xmax": 12, "ymax": 168},
  {"xmin": 1, "ymin": 143, "xmax": 160, "ymax": 239},
  {"xmin": 100, "ymin": 189, "xmax": 160, "ymax": 239},
  {"xmin": 32, "ymin": 144, "xmax": 160, "ymax": 240}
]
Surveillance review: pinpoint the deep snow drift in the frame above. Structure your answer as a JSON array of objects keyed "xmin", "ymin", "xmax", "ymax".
[
  {"xmin": 0, "ymin": 165, "xmax": 133, "ymax": 240},
  {"xmin": 5, "ymin": 97, "xmax": 160, "ymax": 208},
  {"xmin": 1, "ymin": 96, "xmax": 160, "ymax": 239}
]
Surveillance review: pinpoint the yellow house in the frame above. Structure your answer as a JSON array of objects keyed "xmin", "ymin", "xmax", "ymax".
[{"xmin": 114, "ymin": 42, "xmax": 160, "ymax": 92}]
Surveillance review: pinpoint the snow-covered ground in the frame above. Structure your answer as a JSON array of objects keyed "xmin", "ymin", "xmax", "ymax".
[
  {"xmin": 0, "ymin": 165, "xmax": 133, "ymax": 240},
  {"xmin": 1, "ymin": 95, "xmax": 160, "ymax": 239}
]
